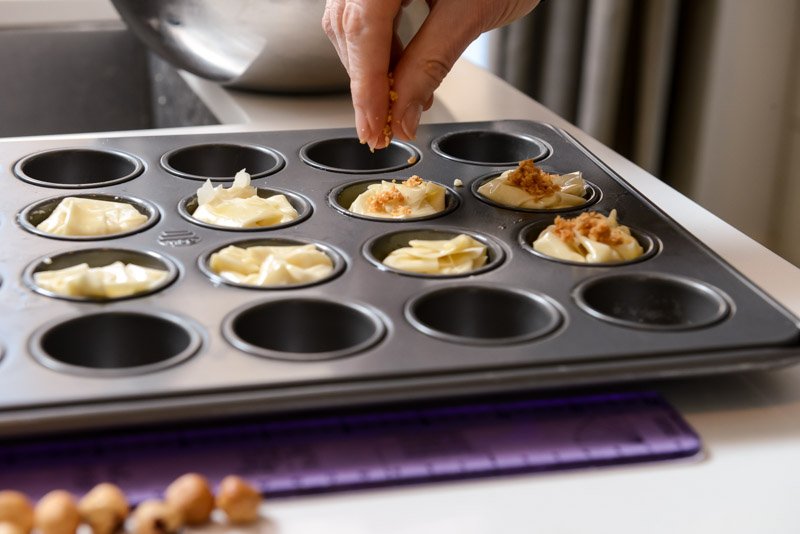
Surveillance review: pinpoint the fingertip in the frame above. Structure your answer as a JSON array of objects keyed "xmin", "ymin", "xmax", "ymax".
[
  {"xmin": 354, "ymin": 107, "xmax": 370, "ymax": 145},
  {"xmin": 354, "ymin": 100, "xmax": 388, "ymax": 149}
]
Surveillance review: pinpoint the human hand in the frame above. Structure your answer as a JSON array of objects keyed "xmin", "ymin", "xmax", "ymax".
[{"xmin": 323, "ymin": 0, "xmax": 541, "ymax": 150}]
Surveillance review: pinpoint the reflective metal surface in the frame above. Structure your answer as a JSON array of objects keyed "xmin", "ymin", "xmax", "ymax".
[
  {"xmin": 1, "ymin": 120, "xmax": 798, "ymax": 437},
  {"xmin": 111, "ymin": 0, "xmax": 349, "ymax": 92}
]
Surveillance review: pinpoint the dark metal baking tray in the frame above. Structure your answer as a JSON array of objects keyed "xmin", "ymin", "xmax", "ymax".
[{"xmin": 0, "ymin": 120, "xmax": 798, "ymax": 437}]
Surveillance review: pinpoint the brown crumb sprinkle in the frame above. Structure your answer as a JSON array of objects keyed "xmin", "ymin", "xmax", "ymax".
[
  {"xmin": 506, "ymin": 159, "xmax": 560, "ymax": 199},
  {"xmin": 382, "ymin": 73, "xmax": 396, "ymax": 147},
  {"xmin": 403, "ymin": 175, "xmax": 423, "ymax": 187},
  {"xmin": 392, "ymin": 205, "xmax": 413, "ymax": 217},
  {"xmin": 368, "ymin": 185, "xmax": 406, "ymax": 213},
  {"xmin": 553, "ymin": 211, "xmax": 626, "ymax": 246}
]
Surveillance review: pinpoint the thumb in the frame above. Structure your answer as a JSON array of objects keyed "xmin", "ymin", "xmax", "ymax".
[{"xmin": 390, "ymin": 2, "xmax": 485, "ymax": 140}]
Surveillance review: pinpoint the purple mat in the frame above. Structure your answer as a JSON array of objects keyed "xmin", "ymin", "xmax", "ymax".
[{"xmin": 0, "ymin": 391, "xmax": 700, "ymax": 501}]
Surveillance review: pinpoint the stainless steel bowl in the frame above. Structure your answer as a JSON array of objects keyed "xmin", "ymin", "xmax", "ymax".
[{"xmin": 111, "ymin": 0, "xmax": 349, "ymax": 93}]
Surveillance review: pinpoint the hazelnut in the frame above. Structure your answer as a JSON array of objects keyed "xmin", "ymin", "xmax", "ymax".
[
  {"xmin": 215, "ymin": 476, "xmax": 261, "ymax": 524},
  {"xmin": 131, "ymin": 500, "xmax": 182, "ymax": 534},
  {"xmin": 164, "ymin": 473, "xmax": 213, "ymax": 525},
  {"xmin": 0, "ymin": 522, "xmax": 25, "ymax": 534},
  {"xmin": 34, "ymin": 490, "xmax": 80, "ymax": 534},
  {"xmin": 78, "ymin": 483, "xmax": 129, "ymax": 534},
  {"xmin": 0, "ymin": 491, "xmax": 34, "ymax": 533}
]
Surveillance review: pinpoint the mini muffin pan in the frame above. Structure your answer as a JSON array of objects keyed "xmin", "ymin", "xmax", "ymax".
[{"xmin": 0, "ymin": 120, "xmax": 798, "ymax": 437}]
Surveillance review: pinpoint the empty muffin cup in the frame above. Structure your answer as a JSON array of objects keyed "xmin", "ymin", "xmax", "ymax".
[
  {"xmin": 30, "ymin": 310, "xmax": 201, "ymax": 376},
  {"xmin": 329, "ymin": 179, "xmax": 459, "ymax": 222},
  {"xmin": 223, "ymin": 298, "xmax": 386, "ymax": 361},
  {"xmin": 14, "ymin": 148, "xmax": 144, "ymax": 188},
  {"xmin": 406, "ymin": 285, "xmax": 563, "ymax": 345},
  {"xmin": 178, "ymin": 187, "xmax": 312, "ymax": 231},
  {"xmin": 161, "ymin": 143, "xmax": 284, "ymax": 181},
  {"xmin": 24, "ymin": 248, "xmax": 178, "ymax": 302},
  {"xmin": 472, "ymin": 172, "xmax": 601, "ymax": 213},
  {"xmin": 431, "ymin": 130, "xmax": 550, "ymax": 166},
  {"xmin": 363, "ymin": 227, "xmax": 505, "ymax": 278},
  {"xmin": 199, "ymin": 237, "xmax": 346, "ymax": 289},
  {"xmin": 18, "ymin": 193, "xmax": 159, "ymax": 241},
  {"xmin": 573, "ymin": 273, "xmax": 731, "ymax": 330},
  {"xmin": 518, "ymin": 219, "xmax": 659, "ymax": 266},
  {"xmin": 300, "ymin": 137, "xmax": 420, "ymax": 174}
]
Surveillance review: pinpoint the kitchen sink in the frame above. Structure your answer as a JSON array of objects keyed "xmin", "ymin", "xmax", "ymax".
[{"xmin": 0, "ymin": 22, "xmax": 219, "ymax": 138}]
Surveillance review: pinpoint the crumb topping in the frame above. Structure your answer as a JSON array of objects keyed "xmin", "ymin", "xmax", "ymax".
[
  {"xmin": 404, "ymin": 175, "xmax": 423, "ymax": 187},
  {"xmin": 382, "ymin": 73, "xmax": 396, "ymax": 146},
  {"xmin": 392, "ymin": 205, "xmax": 413, "ymax": 217},
  {"xmin": 368, "ymin": 185, "xmax": 406, "ymax": 213},
  {"xmin": 553, "ymin": 211, "xmax": 626, "ymax": 246},
  {"xmin": 506, "ymin": 159, "xmax": 560, "ymax": 199}
]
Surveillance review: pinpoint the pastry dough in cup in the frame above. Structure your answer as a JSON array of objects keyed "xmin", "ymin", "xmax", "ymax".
[
  {"xmin": 33, "ymin": 261, "xmax": 168, "ymax": 298},
  {"xmin": 533, "ymin": 209, "xmax": 643, "ymax": 263},
  {"xmin": 382, "ymin": 234, "xmax": 488, "ymax": 275},
  {"xmin": 192, "ymin": 169, "xmax": 298, "ymax": 228},
  {"xmin": 209, "ymin": 244, "xmax": 334, "ymax": 287},
  {"xmin": 349, "ymin": 176, "xmax": 445, "ymax": 219},
  {"xmin": 477, "ymin": 159, "xmax": 586, "ymax": 209},
  {"xmin": 36, "ymin": 197, "xmax": 148, "ymax": 237}
]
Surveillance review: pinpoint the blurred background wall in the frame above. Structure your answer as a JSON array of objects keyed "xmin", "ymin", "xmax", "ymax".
[{"xmin": 467, "ymin": 0, "xmax": 800, "ymax": 267}]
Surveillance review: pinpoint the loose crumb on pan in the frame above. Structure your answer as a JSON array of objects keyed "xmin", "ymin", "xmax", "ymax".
[
  {"xmin": 407, "ymin": 155, "xmax": 418, "ymax": 165},
  {"xmin": 553, "ymin": 211, "xmax": 626, "ymax": 246},
  {"xmin": 453, "ymin": 178, "xmax": 463, "ymax": 187},
  {"xmin": 506, "ymin": 159, "xmax": 559, "ymax": 199}
]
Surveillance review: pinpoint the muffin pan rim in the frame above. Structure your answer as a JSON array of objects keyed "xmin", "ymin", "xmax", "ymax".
[
  {"xmin": 17, "ymin": 192, "xmax": 162, "ymax": 242},
  {"xmin": 470, "ymin": 170, "xmax": 602, "ymax": 213},
  {"xmin": 517, "ymin": 219, "xmax": 661, "ymax": 268},
  {"xmin": 571, "ymin": 271, "xmax": 733, "ymax": 331},
  {"xmin": 404, "ymin": 283, "xmax": 566, "ymax": 346},
  {"xmin": 160, "ymin": 142, "xmax": 286, "ymax": 181},
  {"xmin": 22, "ymin": 247, "xmax": 181, "ymax": 303},
  {"xmin": 221, "ymin": 296, "xmax": 388, "ymax": 362},
  {"xmin": 430, "ymin": 129, "xmax": 553, "ymax": 166},
  {"xmin": 13, "ymin": 146, "xmax": 146, "ymax": 189},
  {"xmin": 299, "ymin": 136, "xmax": 422, "ymax": 174},
  {"xmin": 177, "ymin": 186, "xmax": 314, "ymax": 232},
  {"xmin": 28, "ymin": 308, "xmax": 204, "ymax": 378},
  {"xmin": 327, "ymin": 178, "xmax": 462, "ymax": 223},
  {"xmin": 197, "ymin": 236, "xmax": 348, "ymax": 290},
  {"xmin": 361, "ymin": 225, "xmax": 507, "ymax": 279}
]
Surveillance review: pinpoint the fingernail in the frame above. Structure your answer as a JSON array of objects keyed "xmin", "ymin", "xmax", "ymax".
[
  {"xmin": 374, "ymin": 120, "xmax": 392, "ymax": 150},
  {"xmin": 355, "ymin": 107, "xmax": 370, "ymax": 144},
  {"xmin": 400, "ymin": 103, "xmax": 423, "ymax": 140},
  {"xmin": 366, "ymin": 113, "xmax": 386, "ymax": 150}
]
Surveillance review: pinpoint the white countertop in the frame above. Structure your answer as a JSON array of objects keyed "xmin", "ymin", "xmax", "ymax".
[{"xmin": 9, "ymin": 59, "xmax": 800, "ymax": 533}]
